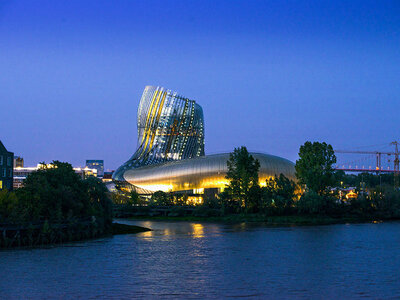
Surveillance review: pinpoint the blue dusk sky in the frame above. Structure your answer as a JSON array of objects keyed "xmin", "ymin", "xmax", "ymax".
[{"xmin": 1, "ymin": 0, "xmax": 399, "ymax": 170}]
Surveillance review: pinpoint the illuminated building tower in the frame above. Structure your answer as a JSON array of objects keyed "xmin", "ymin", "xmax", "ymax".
[
  {"xmin": 114, "ymin": 85, "xmax": 295, "ymax": 195},
  {"xmin": 113, "ymin": 86, "xmax": 205, "ymax": 183}
]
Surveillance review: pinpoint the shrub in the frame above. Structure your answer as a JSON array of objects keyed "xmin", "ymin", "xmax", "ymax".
[
  {"xmin": 193, "ymin": 206, "xmax": 221, "ymax": 217},
  {"xmin": 297, "ymin": 190, "xmax": 325, "ymax": 214},
  {"xmin": 168, "ymin": 207, "xmax": 186, "ymax": 217}
]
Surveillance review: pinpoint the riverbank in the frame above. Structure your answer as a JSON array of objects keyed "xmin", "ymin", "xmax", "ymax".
[
  {"xmin": 126, "ymin": 214, "xmax": 383, "ymax": 225},
  {"xmin": 0, "ymin": 222, "xmax": 151, "ymax": 249}
]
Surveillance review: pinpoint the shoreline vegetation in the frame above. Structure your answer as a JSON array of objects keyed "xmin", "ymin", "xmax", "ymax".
[
  {"xmin": 2, "ymin": 142, "xmax": 400, "ymax": 248},
  {"xmin": 127, "ymin": 215, "xmax": 378, "ymax": 226},
  {"xmin": 0, "ymin": 221, "xmax": 150, "ymax": 249},
  {"xmin": 0, "ymin": 161, "xmax": 150, "ymax": 249},
  {"xmin": 117, "ymin": 209, "xmax": 394, "ymax": 226},
  {"xmin": 115, "ymin": 143, "xmax": 400, "ymax": 227}
]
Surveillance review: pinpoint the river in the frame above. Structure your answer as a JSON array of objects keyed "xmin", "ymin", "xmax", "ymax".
[{"xmin": 1, "ymin": 220, "xmax": 400, "ymax": 299}]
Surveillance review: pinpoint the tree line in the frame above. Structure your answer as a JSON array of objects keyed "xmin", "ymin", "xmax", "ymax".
[
  {"xmin": 0, "ymin": 161, "xmax": 113, "ymax": 247},
  {"xmin": 116, "ymin": 142, "xmax": 400, "ymax": 219},
  {"xmin": 220, "ymin": 142, "xmax": 400, "ymax": 218},
  {"xmin": 2, "ymin": 141, "xmax": 399, "ymax": 235}
]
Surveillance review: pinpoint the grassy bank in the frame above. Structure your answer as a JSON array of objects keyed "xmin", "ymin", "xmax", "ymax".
[{"xmin": 126, "ymin": 214, "xmax": 378, "ymax": 225}]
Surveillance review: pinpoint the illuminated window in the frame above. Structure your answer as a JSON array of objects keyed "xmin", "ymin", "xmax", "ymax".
[{"xmin": 193, "ymin": 188, "xmax": 204, "ymax": 194}]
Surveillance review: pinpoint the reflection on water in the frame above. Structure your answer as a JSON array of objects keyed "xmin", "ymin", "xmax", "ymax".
[
  {"xmin": 191, "ymin": 223, "xmax": 204, "ymax": 238},
  {"xmin": 133, "ymin": 221, "xmax": 206, "ymax": 238},
  {"xmin": 2, "ymin": 220, "xmax": 400, "ymax": 299},
  {"xmin": 138, "ymin": 230, "xmax": 154, "ymax": 238}
]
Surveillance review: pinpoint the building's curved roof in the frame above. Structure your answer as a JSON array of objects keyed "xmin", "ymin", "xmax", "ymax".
[{"xmin": 123, "ymin": 152, "xmax": 295, "ymax": 193}]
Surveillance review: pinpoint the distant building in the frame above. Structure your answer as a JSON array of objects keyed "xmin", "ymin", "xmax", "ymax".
[
  {"xmin": 13, "ymin": 164, "xmax": 98, "ymax": 189},
  {"xmin": 0, "ymin": 141, "xmax": 14, "ymax": 190},
  {"xmin": 14, "ymin": 156, "xmax": 24, "ymax": 168},
  {"xmin": 86, "ymin": 160, "xmax": 104, "ymax": 177},
  {"xmin": 102, "ymin": 171, "xmax": 114, "ymax": 182},
  {"xmin": 77, "ymin": 167, "xmax": 98, "ymax": 178}
]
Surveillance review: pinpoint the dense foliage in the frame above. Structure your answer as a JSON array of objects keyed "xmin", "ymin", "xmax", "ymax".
[
  {"xmin": 295, "ymin": 141, "xmax": 336, "ymax": 194},
  {"xmin": 216, "ymin": 144, "xmax": 400, "ymax": 219},
  {"xmin": 222, "ymin": 146, "xmax": 261, "ymax": 213},
  {"xmin": 262, "ymin": 174, "xmax": 296, "ymax": 214},
  {"xmin": 218, "ymin": 146, "xmax": 297, "ymax": 214},
  {"xmin": 115, "ymin": 143, "xmax": 400, "ymax": 221},
  {"xmin": 150, "ymin": 190, "xmax": 173, "ymax": 206},
  {"xmin": 0, "ymin": 161, "xmax": 112, "ymax": 231},
  {"xmin": 334, "ymin": 170, "xmax": 396, "ymax": 188}
]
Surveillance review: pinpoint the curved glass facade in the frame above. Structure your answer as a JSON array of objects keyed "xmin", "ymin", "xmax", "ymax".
[
  {"xmin": 113, "ymin": 85, "xmax": 295, "ymax": 194},
  {"xmin": 113, "ymin": 86, "xmax": 204, "ymax": 183},
  {"xmin": 123, "ymin": 153, "xmax": 295, "ymax": 194}
]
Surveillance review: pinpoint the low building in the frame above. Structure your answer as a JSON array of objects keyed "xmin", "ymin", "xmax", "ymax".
[
  {"xmin": 74, "ymin": 166, "xmax": 98, "ymax": 179},
  {"xmin": 13, "ymin": 165, "xmax": 98, "ymax": 189},
  {"xmin": 102, "ymin": 171, "xmax": 114, "ymax": 183},
  {"xmin": 0, "ymin": 141, "xmax": 14, "ymax": 190},
  {"xmin": 86, "ymin": 160, "xmax": 104, "ymax": 177}
]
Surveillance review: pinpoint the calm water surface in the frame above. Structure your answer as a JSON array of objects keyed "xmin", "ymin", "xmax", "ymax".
[{"xmin": 1, "ymin": 220, "xmax": 400, "ymax": 299}]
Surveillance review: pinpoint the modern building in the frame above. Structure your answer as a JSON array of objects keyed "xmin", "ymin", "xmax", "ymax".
[
  {"xmin": 13, "ymin": 165, "xmax": 98, "ymax": 189},
  {"xmin": 113, "ymin": 85, "xmax": 295, "ymax": 198},
  {"xmin": 102, "ymin": 171, "xmax": 114, "ymax": 182},
  {"xmin": 0, "ymin": 141, "xmax": 14, "ymax": 190},
  {"xmin": 86, "ymin": 160, "xmax": 104, "ymax": 177},
  {"xmin": 13, "ymin": 156, "xmax": 24, "ymax": 168}
]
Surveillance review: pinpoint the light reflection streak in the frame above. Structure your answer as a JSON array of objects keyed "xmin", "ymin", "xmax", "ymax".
[{"xmin": 191, "ymin": 223, "xmax": 205, "ymax": 238}]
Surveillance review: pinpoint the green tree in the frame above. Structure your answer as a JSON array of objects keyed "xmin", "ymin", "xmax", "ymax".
[
  {"xmin": 296, "ymin": 190, "xmax": 325, "ymax": 214},
  {"xmin": 0, "ymin": 189, "xmax": 19, "ymax": 222},
  {"xmin": 224, "ymin": 146, "xmax": 261, "ymax": 212},
  {"xmin": 14, "ymin": 161, "xmax": 112, "ymax": 231},
  {"xmin": 129, "ymin": 189, "xmax": 143, "ymax": 206},
  {"xmin": 219, "ymin": 189, "xmax": 241, "ymax": 214},
  {"xmin": 295, "ymin": 141, "xmax": 336, "ymax": 195},
  {"xmin": 84, "ymin": 176, "xmax": 113, "ymax": 228},
  {"xmin": 16, "ymin": 161, "xmax": 86, "ymax": 222},
  {"xmin": 262, "ymin": 174, "xmax": 296, "ymax": 213},
  {"xmin": 110, "ymin": 192, "xmax": 126, "ymax": 205},
  {"xmin": 174, "ymin": 194, "xmax": 187, "ymax": 206},
  {"xmin": 151, "ymin": 191, "xmax": 173, "ymax": 206}
]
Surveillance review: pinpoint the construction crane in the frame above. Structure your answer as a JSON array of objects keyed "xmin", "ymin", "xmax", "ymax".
[
  {"xmin": 334, "ymin": 150, "xmax": 394, "ymax": 172},
  {"xmin": 335, "ymin": 141, "xmax": 400, "ymax": 188}
]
